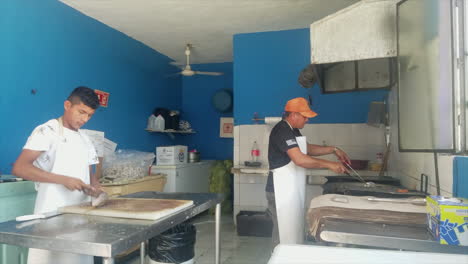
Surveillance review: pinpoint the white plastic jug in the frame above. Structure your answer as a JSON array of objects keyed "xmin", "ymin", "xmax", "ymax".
[
  {"xmin": 154, "ymin": 115, "xmax": 165, "ymax": 131},
  {"xmin": 148, "ymin": 115, "xmax": 157, "ymax": 130}
]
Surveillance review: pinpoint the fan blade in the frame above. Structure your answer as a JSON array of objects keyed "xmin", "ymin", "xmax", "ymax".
[{"xmin": 194, "ymin": 71, "xmax": 224, "ymax": 76}]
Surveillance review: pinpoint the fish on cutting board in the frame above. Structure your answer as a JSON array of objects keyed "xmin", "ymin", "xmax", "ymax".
[{"xmin": 91, "ymin": 191, "xmax": 109, "ymax": 207}]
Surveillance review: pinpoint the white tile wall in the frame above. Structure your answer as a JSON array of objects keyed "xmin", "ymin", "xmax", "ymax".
[
  {"xmin": 233, "ymin": 123, "xmax": 387, "ymax": 167},
  {"xmin": 239, "ymin": 183, "xmax": 268, "ymax": 207}
]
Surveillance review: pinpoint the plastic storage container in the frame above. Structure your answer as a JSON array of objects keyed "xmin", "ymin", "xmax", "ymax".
[
  {"xmin": 156, "ymin": 145, "xmax": 188, "ymax": 165},
  {"xmin": 147, "ymin": 115, "xmax": 157, "ymax": 130},
  {"xmin": 154, "ymin": 115, "xmax": 165, "ymax": 131},
  {"xmin": 236, "ymin": 211, "xmax": 273, "ymax": 237}
]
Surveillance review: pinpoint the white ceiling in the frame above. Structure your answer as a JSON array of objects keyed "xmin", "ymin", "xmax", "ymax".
[{"xmin": 59, "ymin": 0, "xmax": 359, "ymax": 64}]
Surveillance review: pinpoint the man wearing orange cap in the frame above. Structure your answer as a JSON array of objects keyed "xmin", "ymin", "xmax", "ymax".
[{"xmin": 266, "ymin": 97, "xmax": 350, "ymax": 248}]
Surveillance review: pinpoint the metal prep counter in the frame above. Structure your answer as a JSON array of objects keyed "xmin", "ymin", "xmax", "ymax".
[
  {"xmin": 317, "ymin": 218, "xmax": 468, "ymax": 255},
  {"xmin": 0, "ymin": 192, "xmax": 224, "ymax": 264}
]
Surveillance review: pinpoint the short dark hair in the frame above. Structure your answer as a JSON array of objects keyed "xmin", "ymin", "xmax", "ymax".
[{"xmin": 67, "ymin": 86, "xmax": 100, "ymax": 109}]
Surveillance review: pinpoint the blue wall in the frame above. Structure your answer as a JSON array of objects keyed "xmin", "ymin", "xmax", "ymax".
[
  {"xmin": 179, "ymin": 63, "xmax": 234, "ymax": 160},
  {"xmin": 233, "ymin": 28, "xmax": 389, "ymax": 125},
  {"xmin": 453, "ymin": 157, "xmax": 468, "ymax": 198},
  {"xmin": 0, "ymin": 0, "xmax": 182, "ymax": 174}
]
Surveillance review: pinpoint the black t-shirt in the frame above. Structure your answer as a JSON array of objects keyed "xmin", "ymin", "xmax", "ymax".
[{"xmin": 266, "ymin": 120, "xmax": 302, "ymax": 192}]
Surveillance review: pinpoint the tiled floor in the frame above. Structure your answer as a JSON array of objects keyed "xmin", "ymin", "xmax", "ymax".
[{"xmin": 117, "ymin": 212, "xmax": 272, "ymax": 264}]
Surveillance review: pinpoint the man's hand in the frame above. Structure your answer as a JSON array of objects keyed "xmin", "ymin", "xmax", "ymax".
[
  {"xmin": 60, "ymin": 176, "xmax": 93, "ymax": 192},
  {"xmin": 327, "ymin": 161, "xmax": 349, "ymax": 174},
  {"xmin": 88, "ymin": 183, "xmax": 104, "ymax": 198},
  {"xmin": 334, "ymin": 148, "xmax": 351, "ymax": 164}
]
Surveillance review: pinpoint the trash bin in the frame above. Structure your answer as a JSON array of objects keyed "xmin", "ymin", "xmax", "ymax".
[{"xmin": 148, "ymin": 223, "xmax": 196, "ymax": 264}]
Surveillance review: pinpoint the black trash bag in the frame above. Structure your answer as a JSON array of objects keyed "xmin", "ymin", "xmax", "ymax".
[
  {"xmin": 148, "ymin": 223, "xmax": 196, "ymax": 264},
  {"xmin": 169, "ymin": 113, "xmax": 180, "ymax": 130}
]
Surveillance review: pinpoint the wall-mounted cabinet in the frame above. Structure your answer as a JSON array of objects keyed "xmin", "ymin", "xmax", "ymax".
[
  {"xmin": 319, "ymin": 58, "xmax": 395, "ymax": 93},
  {"xmin": 310, "ymin": 0, "xmax": 399, "ymax": 94}
]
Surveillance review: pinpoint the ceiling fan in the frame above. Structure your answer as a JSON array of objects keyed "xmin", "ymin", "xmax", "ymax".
[{"xmin": 171, "ymin": 44, "xmax": 223, "ymax": 77}]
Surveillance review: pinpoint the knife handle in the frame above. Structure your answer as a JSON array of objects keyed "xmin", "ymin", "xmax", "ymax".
[{"xmin": 16, "ymin": 214, "xmax": 46, "ymax": 222}]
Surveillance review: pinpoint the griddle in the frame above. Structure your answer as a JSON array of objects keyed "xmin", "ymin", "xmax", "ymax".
[
  {"xmin": 326, "ymin": 175, "xmax": 400, "ymax": 185},
  {"xmin": 323, "ymin": 182, "xmax": 426, "ymax": 198}
]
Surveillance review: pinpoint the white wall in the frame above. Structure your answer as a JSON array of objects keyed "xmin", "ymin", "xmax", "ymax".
[
  {"xmin": 234, "ymin": 123, "xmax": 386, "ymax": 168},
  {"xmin": 387, "ymin": 89, "xmax": 454, "ymax": 196}
]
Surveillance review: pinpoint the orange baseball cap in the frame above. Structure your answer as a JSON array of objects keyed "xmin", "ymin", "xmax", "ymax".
[{"xmin": 284, "ymin": 97, "xmax": 318, "ymax": 118}]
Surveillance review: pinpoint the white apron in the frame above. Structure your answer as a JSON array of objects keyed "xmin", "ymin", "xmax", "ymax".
[
  {"xmin": 272, "ymin": 136, "xmax": 307, "ymax": 245},
  {"xmin": 28, "ymin": 118, "xmax": 93, "ymax": 264}
]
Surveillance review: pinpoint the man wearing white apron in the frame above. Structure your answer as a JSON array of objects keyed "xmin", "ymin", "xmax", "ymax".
[
  {"xmin": 12, "ymin": 86, "xmax": 102, "ymax": 264},
  {"xmin": 266, "ymin": 97, "xmax": 350, "ymax": 249}
]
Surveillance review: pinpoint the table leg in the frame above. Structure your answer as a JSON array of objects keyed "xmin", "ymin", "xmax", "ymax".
[
  {"xmin": 140, "ymin": 241, "xmax": 146, "ymax": 264},
  {"xmin": 215, "ymin": 202, "xmax": 221, "ymax": 264},
  {"xmin": 102, "ymin": 257, "xmax": 115, "ymax": 264}
]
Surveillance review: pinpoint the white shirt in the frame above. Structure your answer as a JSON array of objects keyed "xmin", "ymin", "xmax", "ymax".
[{"xmin": 23, "ymin": 119, "xmax": 99, "ymax": 186}]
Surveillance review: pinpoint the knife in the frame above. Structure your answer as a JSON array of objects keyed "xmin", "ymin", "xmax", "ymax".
[{"xmin": 16, "ymin": 210, "xmax": 61, "ymax": 222}]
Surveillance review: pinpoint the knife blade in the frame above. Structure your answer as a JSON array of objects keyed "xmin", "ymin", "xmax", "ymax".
[{"xmin": 15, "ymin": 210, "xmax": 61, "ymax": 222}]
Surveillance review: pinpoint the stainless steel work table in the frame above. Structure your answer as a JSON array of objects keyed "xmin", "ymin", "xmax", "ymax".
[
  {"xmin": 0, "ymin": 192, "xmax": 224, "ymax": 264},
  {"xmin": 318, "ymin": 218, "xmax": 468, "ymax": 255}
]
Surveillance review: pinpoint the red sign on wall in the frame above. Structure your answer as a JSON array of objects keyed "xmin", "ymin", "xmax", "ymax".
[{"xmin": 94, "ymin": 89, "xmax": 110, "ymax": 107}]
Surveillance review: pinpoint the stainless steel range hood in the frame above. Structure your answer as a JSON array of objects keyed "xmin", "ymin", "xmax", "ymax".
[{"xmin": 311, "ymin": 0, "xmax": 399, "ymax": 64}]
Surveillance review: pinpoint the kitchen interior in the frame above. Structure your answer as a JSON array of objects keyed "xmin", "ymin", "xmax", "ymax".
[{"xmin": 1, "ymin": 0, "xmax": 468, "ymax": 264}]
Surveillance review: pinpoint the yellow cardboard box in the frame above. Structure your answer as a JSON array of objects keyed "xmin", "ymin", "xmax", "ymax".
[{"xmin": 426, "ymin": 196, "xmax": 468, "ymax": 246}]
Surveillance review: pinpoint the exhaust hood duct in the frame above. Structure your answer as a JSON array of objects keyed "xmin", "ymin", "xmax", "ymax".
[{"xmin": 311, "ymin": 0, "xmax": 399, "ymax": 64}]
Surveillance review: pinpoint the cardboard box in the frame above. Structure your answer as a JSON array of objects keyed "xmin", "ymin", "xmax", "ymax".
[
  {"xmin": 102, "ymin": 174, "xmax": 167, "ymax": 197},
  {"xmin": 426, "ymin": 195, "xmax": 468, "ymax": 246},
  {"xmin": 156, "ymin": 145, "xmax": 188, "ymax": 165}
]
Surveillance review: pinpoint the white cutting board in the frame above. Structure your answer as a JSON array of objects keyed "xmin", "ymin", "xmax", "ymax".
[{"xmin": 59, "ymin": 197, "xmax": 193, "ymax": 220}]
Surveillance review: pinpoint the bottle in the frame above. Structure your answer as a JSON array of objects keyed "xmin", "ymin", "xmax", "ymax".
[
  {"xmin": 251, "ymin": 141, "xmax": 260, "ymax": 162},
  {"xmin": 154, "ymin": 115, "xmax": 165, "ymax": 131},
  {"xmin": 147, "ymin": 115, "xmax": 156, "ymax": 130}
]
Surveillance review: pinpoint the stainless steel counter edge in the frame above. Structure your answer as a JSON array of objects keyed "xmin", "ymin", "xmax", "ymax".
[
  {"xmin": 0, "ymin": 233, "xmax": 112, "ymax": 257},
  {"xmin": 319, "ymin": 218, "xmax": 468, "ymax": 255},
  {"xmin": 152, "ymin": 160, "xmax": 215, "ymax": 169},
  {"xmin": 0, "ymin": 192, "xmax": 224, "ymax": 258}
]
